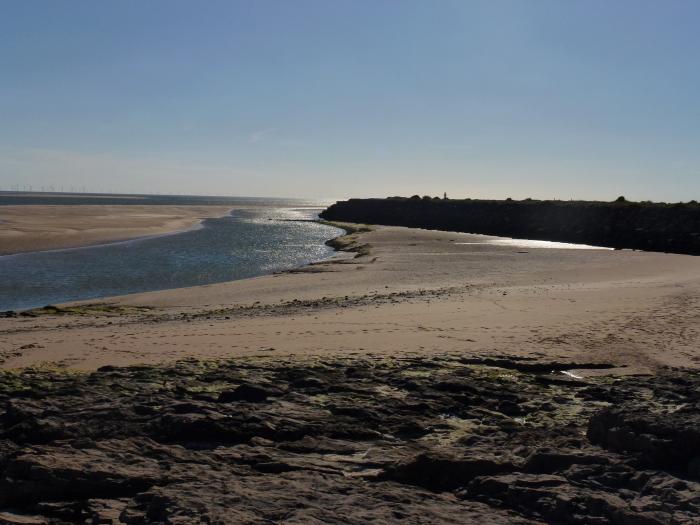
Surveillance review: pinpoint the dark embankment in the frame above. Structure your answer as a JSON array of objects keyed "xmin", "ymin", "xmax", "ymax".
[{"xmin": 320, "ymin": 197, "xmax": 700, "ymax": 255}]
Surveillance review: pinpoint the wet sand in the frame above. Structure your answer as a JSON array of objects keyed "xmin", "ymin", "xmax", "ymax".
[
  {"xmin": 0, "ymin": 205, "xmax": 233, "ymax": 255},
  {"xmin": 2, "ymin": 224, "xmax": 699, "ymax": 373}
]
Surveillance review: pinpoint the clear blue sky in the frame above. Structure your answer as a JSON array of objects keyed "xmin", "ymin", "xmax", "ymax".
[{"xmin": 1, "ymin": 0, "xmax": 699, "ymax": 200}]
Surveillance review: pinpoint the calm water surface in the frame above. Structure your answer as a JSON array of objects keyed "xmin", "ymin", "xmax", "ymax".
[{"xmin": 0, "ymin": 205, "xmax": 343, "ymax": 311}]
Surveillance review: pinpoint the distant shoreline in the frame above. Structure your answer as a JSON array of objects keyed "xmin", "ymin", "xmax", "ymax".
[
  {"xmin": 0, "ymin": 204, "xmax": 234, "ymax": 255},
  {"xmin": 0, "ymin": 216, "xmax": 212, "ymax": 260}
]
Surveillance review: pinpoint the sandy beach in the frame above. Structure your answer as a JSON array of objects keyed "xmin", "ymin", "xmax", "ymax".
[
  {"xmin": 2, "ymin": 222, "xmax": 700, "ymax": 523},
  {"xmin": 0, "ymin": 205, "xmax": 233, "ymax": 255},
  {"xmin": 2, "ymin": 224, "xmax": 699, "ymax": 373}
]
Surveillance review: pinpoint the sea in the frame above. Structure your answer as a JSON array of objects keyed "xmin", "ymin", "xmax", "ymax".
[{"xmin": 0, "ymin": 193, "xmax": 344, "ymax": 311}]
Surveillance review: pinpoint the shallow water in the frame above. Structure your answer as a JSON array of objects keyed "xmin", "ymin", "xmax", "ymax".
[
  {"xmin": 456, "ymin": 238, "xmax": 614, "ymax": 250},
  {"xmin": 0, "ymin": 206, "xmax": 343, "ymax": 311}
]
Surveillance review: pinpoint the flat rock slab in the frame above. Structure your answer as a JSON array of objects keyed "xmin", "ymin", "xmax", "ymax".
[{"xmin": 0, "ymin": 355, "xmax": 698, "ymax": 524}]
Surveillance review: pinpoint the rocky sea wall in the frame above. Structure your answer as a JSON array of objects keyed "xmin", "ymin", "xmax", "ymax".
[{"xmin": 320, "ymin": 198, "xmax": 700, "ymax": 255}]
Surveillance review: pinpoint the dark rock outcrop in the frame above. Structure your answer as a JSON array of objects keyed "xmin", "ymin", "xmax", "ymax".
[
  {"xmin": 588, "ymin": 406, "xmax": 700, "ymax": 474},
  {"xmin": 320, "ymin": 197, "xmax": 700, "ymax": 255},
  {"xmin": 0, "ymin": 356, "xmax": 698, "ymax": 523}
]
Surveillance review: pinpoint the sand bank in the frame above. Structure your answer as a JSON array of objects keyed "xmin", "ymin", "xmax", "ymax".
[
  {"xmin": 0, "ymin": 205, "xmax": 233, "ymax": 255},
  {"xmin": 2, "ymin": 224, "xmax": 699, "ymax": 373}
]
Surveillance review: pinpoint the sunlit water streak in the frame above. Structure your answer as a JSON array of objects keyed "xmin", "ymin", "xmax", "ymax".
[
  {"xmin": 0, "ymin": 207, "xmax": 343, "ymax": 311},
  {"xmin": 455, "ymin": 239, "xmax": 614, "ymax": 250}
]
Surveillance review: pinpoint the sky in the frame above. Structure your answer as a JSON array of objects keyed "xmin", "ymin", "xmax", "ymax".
[{"xmin": 1, "ymin": 0, "xmax": 699, "ymax": 201}]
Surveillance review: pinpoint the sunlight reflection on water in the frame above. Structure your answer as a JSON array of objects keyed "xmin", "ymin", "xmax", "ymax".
[
  {"xmin": 456, "ymin": 239, "xmax": 614, "ymax": 250},
  {"xmin": 0, "ymin": 206, "xmax": 343, "ymax": 311}
]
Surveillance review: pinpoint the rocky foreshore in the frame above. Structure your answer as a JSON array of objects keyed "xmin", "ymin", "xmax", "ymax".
[{"xmin": 1, "ymin": 355, "xmax": 699, "ymax": 524}]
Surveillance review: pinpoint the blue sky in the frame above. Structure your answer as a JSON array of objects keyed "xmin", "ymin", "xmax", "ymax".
[{"xmin": 1, "ymin": 1, "xmax": 699, "ymax": 200}]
